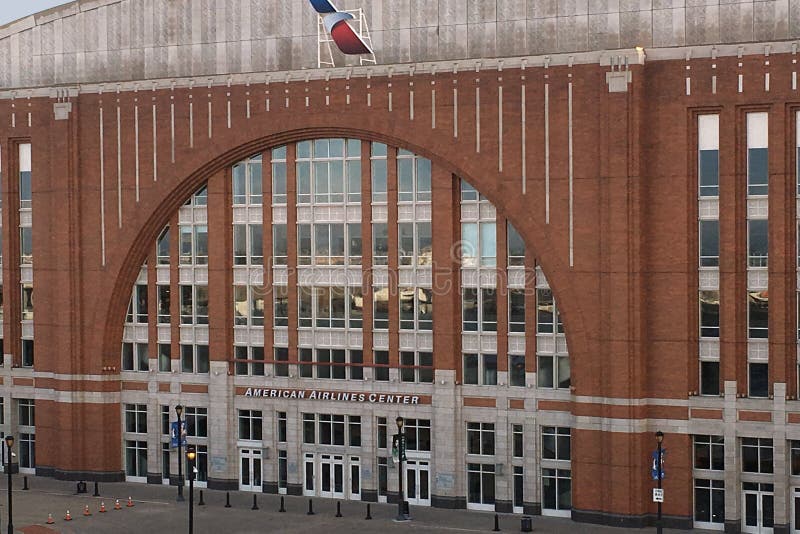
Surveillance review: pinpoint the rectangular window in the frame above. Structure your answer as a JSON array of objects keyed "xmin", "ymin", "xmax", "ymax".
[
  {"xmin": 374, "ymin": 350, "xmax": 389, "ymax": 381},
  {"xmin": 121, "ymin": 342, "xmax": 148, "ymax": 372},
  {"xmin": 538, "ymin": 354, "xmax": 570, "ymax": 390},
  {"xmin": 124, "ymin": 404, "xmax": 148, "ymax": 434},
  {"xmin": 748, "ymin": 290, "xmax": 768, "ymax": 339},
  {"xmin": 180, "ymin": 344, "xmax": 209, "ymax": 374},
  {"xmin": 157, "ymin": 227, "xmax": 170, "ymax": 264},
  {"xmin": 20, "ymin": 228, "xmax": 32, "ymax": 264},
  {"xmin": 746, "ymin": 112, "xmax": 769, "ymax": 196},
  {"xmin": 278, "ymin": 450, "xmax": 288, "ymax": 491},
  {"xmin": 378, "ymin": 457, "xmax": 388, "ymax": 498},
  {"xmin": 512, "ymin": 424, "xmax": 523, "ymax": 458},
  {"xmin": 699, "ymin": 291, "xmax": 719, "ymax": 338},
  {"xmin": 404, "ymin": 419, "xmax": 431, "ymax": 452},
  {"xmin": 238, "ymin": 410, "xmax": 263, "ymax": 441},
  {"xmin": 508, "ymin": 289, "xmax": 525, "ymax": 333},
  {"xmin": 747, "ymin": 219, "xmax": 768, "ymax": 268},
  {"xmin": 377, "ymin": 417, "xmax": 388, "ymax": 449},
  {"xmin": 466, "ymin": 422, "xmax": 495, "ymax": 456},
  {"xmin": 125, "ymin": 440, "xmax": 147, "ymax": 477},
  {"xmin": 748, "ymin": 362, "xmax": 769, "ymax": 398},
  {"xmin": 158, "ymin": 344, "xmax": 171, "ymax": 372},
  {"xmin": 698, "ymin": 115, "xmax": 720, "ymax": 197},
  {"xmin": 18, "ymin": 399, "xmax": 35, "ymax": 427},
  {"xmin": 694, "ymin": 435, "xmax": 724, "ymax": 471},
  {"xmin": 542, "ymin": 468, "xmax": 571, "ymax": 511},
  {"xmin": 537, "ymin": 289, "xmax": 563, "ymax": 334},
  {"xmin": 699, "ymin": 220, "xmax": 719, "ymax": 267},
  {"xmin": 399, "ymin": 351, "xmax": 434, "ymax": 383},
  {"xmin": 21, "ymin": 284, "xmax": 33, "ymax": 320},
  {"xmin": 791, "ymin": 440, "xmax": 800, "ymax": 475},
  {"xmin": 157, "ymin": 285, "xmax": 170, "ymax": 324},
  {"xmin": 273, "ymin": 224, "xmax": 287, "ymax": 265},
  {"xmin": 508, "ymin": 223, "xmax": 525, "ymax": 266},
  {"xmin": 467, "ymin": 463, "xmax": 496, "ymax": 506},
  {"xmin": 373, "ymin": 223, "xmax": 388, "ymax": 266},
  {"xmin": 19, "ymin": 144, "xmax": 31, "ymax": 210},
  {"xmin": 700, "ymin": 361, "xmax": 720, "ymax": 396},
  {"xmin": 272, "ymin": 146, "xmax": 287, "ymax": 205},
  {"xmin": 277, "ymin": 412, "xmax": 287, "ymax": 443},
  {"xmin": 463, "ymin": 353, "xmax": 497, "ymax": 386},
  {"xmin": 274, "ymin": 347, "xmax": 289, "ymax": 377},
  {"xmin": 21, "ymin": 339, "xmax": 34, "ymax": 368},
  {"xmin": 274, "ymin": 286, "xmax": 289, "ymax": 327},
  {"xmin": 371, "ymin": 143, "xmax": 387, "ymax": 203},
  {"xmin": 741, "ymin": 437, "xmax": 773, "ymax": 473},
  {"xmin": 184, "ymin": 407, "xmax": 208, "ymax": 438},
  {"xmin": 542, "ymin": 427, "xmax": 571, "ymax": 461},
  {"xmin": 509, "ymin": 354, "xmax": 526, "ymax": 387},
  {"xmin": 694, "ymin": 479, "xmax": 725, "ymax": 526}
]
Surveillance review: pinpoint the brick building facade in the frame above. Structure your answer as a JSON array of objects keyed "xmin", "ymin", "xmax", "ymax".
[{"xmin": 2, "ymin": 0, "xmax": 800, "ymax": 531}]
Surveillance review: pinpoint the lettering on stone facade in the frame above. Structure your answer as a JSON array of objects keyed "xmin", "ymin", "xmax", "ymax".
[{"xmin": 242, "ymin": 387, "xmax": 423, "ymax": 405}]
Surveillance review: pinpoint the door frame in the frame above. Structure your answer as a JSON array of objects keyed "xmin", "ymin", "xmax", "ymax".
[{"xmin": 239, "ymin": 448, "xmax": 263, "ymax": 492}]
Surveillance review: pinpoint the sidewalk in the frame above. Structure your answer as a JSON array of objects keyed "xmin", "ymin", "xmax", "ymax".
[{"xmin": 0, "ymin": 475, "xmax": 695, "ymax": 533}]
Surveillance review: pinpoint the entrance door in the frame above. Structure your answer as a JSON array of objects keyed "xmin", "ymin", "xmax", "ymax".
[
  {"xmin": 304, "ymin": 453, "xmax": 315, "ymax": 496},
  {"xmin": 319, "ymin": 454, "xmax": 345, "ymax": 499},
  {"xmin": 239, "ymin": 449, "xmax": 262, "ymax": 492},
  {"xmin": 793, "ymin": 487, "xmax": 800, "ymax": 532},
  {"xmin": 405, "ymin": 460, "xmax": 431, "ymax": 506},
  {"xmin": 743, "ymin": 483, "xmax": 774, "ymax": 534}
]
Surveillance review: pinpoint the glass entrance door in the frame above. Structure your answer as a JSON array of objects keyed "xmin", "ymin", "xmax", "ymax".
[
  {"xmin": 742, "ymin": 482, "xmax": 774, "ymax": 534},
  {"xmin": 404, "ymin": 459, "xmax": 431, "ymax": 506},
  {"xmin": 239, "ymin": 449, "xmax": 262, "ymax": 492},
  {"xmin": 319, "ymin": 454, "xmax": 345, "ymax": 499}
]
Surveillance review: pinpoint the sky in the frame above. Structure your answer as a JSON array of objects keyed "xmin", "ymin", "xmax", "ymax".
[{"xmin": 0, "ymin": 0, "xmax": 72, "ymax": 27}]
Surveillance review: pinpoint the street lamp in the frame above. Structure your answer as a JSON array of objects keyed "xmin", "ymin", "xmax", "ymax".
[
  {"xmin": 186, "ymin": 445, "xmax": 196, "ymax": 534},
  {"xmin": 655, "ymin": 431, "xmax": 664, "ymax": 534},
  {"xmin": 395, "ymin": 416, "xmax": 409, "ymax": 521},
  {"xmin": 5, "ymin": 435, "xmax": 14, "ymax": 534},
  {"xmin": 176, "ymin": 405, "xmax": 185, "ymax": 502}
]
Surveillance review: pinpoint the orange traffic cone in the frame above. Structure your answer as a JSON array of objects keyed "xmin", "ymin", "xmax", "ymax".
[
  {"xmin": 64, "ymin": 510, "xmax": 72, "ymax": 521},
  {"xmin": 126, "ymin": 496, "xmax": 134, "ymax": 508},
  {"xmin": 114, "ymin": 499, "xmax": 122, "ymax": 510},
  {"xmin": 83, "ymin": 505, "xmax": 92, "ymax": 516},
  {"xmin": 99, "ymin": 502, "xmax": 107, "ymax": 513},
  {"xmin": 46, "ymin": 513, "xmax": 54, "ymax": 524}
]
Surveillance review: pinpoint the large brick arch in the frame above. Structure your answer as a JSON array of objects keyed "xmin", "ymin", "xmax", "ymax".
[{"xmin": 102, "ymin": 125, "xmax": 589, "ymax": 372}]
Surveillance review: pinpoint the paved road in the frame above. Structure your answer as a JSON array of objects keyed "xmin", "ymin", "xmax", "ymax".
[{"xmin": 0, "ymin": 476, "xmax": 694, "ymax": 533}]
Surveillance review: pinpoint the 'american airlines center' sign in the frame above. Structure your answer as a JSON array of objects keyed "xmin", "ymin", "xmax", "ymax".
[{"xmin": 241, "ymin": 387, "xmax": 429, "ymax": 405}]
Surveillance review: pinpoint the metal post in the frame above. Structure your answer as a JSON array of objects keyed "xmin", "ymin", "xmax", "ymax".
[
  {"xmin": 395, "ymin": 416, "xmax": 408, "ymax": 521},
  {"xmin": 656, "ymin": 432, "xmax": 663, "ymax": 534},
  {"xmin": 187, "ymin": 444, "xmax": 195, "ymax": 534},
  {"xmin": 176, "ymin": 405, "xmax": 184, "ymax": 502},
  {"xmin": 6, "ymin": 439, "xmax": 13, "ymax": 534},
  {"xmin": 188, "ymin": 465, "xmax": 194, "ymax": 534}
]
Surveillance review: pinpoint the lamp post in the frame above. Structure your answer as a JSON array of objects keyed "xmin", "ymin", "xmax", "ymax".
[
  {"xmin": 5, "ymin": 435, "xmax": 14, "ymax": 534},
  {"xmin": 395, "ymin": 416, "xmax": 408, "ymax": 521},
  {"xmin": 656, "ymin": 431, "xmax": 664, "ymax": 534},
  {"xmin": 186, "ymin": 445, "xmax": 196, "ymax": 534},
  {"xmin": 176, "ymin": 404, "xmax": 185, "ymax": 502}
]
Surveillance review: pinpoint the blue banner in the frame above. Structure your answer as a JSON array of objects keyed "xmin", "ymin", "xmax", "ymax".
[
  {"xmin": 170, "ymin": 421, "xmax": 187, "ymax": 448},
  {"xmin": 651, "ymin": 449, "xmax": 666, "ymax": 481}
]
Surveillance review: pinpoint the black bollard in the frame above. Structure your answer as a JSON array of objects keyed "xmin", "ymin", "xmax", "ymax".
[
  {"xmin": 493, "ymin": 513, "xmax": 500, "ymax": 532},
  {"xmin": 252, "ymin": 494, "xmax": 259, "ymax": 510},
  {"xmin": 336, "ymin": 501, "xmax": 342, "ymax": 518},
  {"xmin": 198, "ymin": 490, "xmax": 205, "ymax": 506},
  {"xmin": 365, "ymin": 503, "xmax": 372, "ymax": 520},
  {"xmin": 92, "ymin": 481, "xmax": 99, "ymax": 496},
  {"xmin": 279, "ymin": 496, "xmax": 286, "ymax": 513},
  {"xmin": 307, "ymin": 499, "xmax": 315, "ymax": 515},
  {"xmin": 23, "ymin": 476, "xmax": 29, "ymax": 491},
  {"xmin": 224, "ymin": 492, "xmax": 231, "ymax": 508}
]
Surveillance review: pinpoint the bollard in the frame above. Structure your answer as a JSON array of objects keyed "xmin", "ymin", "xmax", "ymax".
[
  {"xmin": 92, "ymin": 481, "xmax": 99, "ymax": 496},
  {"xmin": 336, "ymin": 501, "xmax": 342, "ymax": 518},
  {"xmin": 493, "ymin": 513, "xmax": 500, "ymax": 532},
  {"xmin": 252, "ymin": 494, "xmax": 259, "ymax": 510},
  {"xmin": 198, "ymin": 490, "xmax": 205, "ymax": 506},
  {"xmin": 279, "ymin": 496, "xmax": 286, "ymax": 513},
  {"xmin": 365, "ymin": 503, "xmax": 372, "ymax": 520},
  {"xmin": 23, "ymin": 476, "xmax": 29, "ymax": 490},
  {"xmin": 224, "ymin": 492, "xmax": 231, "ymax": 508},
  {"xmin": 307, "ymin": 499, "xmax": 315, "ymax": 515}
]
